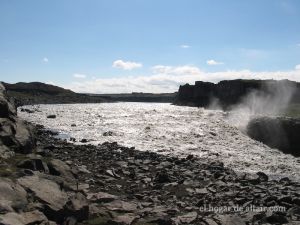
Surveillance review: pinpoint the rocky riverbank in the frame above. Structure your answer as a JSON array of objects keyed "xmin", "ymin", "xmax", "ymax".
[{"xmin": 1, "ymin": 83, "xmax": 300, "ymax": 225}]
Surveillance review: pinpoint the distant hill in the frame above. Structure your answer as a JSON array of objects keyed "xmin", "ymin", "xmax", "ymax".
[
  {"xmin": 2, "ymin": 82, "xmax": 109, "ymax": 106},
  {"xmin": 90, "ymin": 92, "xmax": 177, "ymax": 103},
  {"xmin": 3, "ymin": 82, "xmax": 75, "ymax": 95},
  {"xmin": 1, "ymin": 82, "xmax": 177, "ymax": 106}
]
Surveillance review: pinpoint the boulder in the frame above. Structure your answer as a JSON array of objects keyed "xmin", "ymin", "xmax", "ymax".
[
  {"xmin": 0, "ymin": 95, "xmax": 10, "ymax": 118},
  {"xmin": 47, "ymin": 159, "xmax": 75, "ymax": 180},
  {"xmin": 64, "ymin": 192, "xmax": 89, "ymax": 222},
  {"xmin": 0, "ymin": 178, "xmax": 28, "ymax": 212},
  {"xmin": 17, "ymin": 158, "xmax": 49, "ymax": 173},
  {"xmin": 0, "ymin": 119, "xmax": 16, "ymax": 147},
  {"xmin": 0, "ymin": 86, "xmax": 35, "ymax": 156},
  {"xmin": 17, "ymin": 175, "xmax": 68, "ymax": 220},
  {"xmin": 0, "ymin": 210, "xmax": 48, "ymax": 225},
  {"xmin": 14, "ymin": 119, "xmax": 35, "ymax": 154}
]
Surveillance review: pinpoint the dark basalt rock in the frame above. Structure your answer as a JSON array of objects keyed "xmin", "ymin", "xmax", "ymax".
[
  {"xmin": 174, "ymin": 79, "xmax": 300, "ymax": 109},
  {"xmin": 247, "ymin": 116, "xmax": 300, "ymax": 156},
  {"xmin": 0, "ymin": 83, "xmax": 35, "ymax": 156},
  {"xmin": 47, "ymin": 115, "xmax": 56, "ymax": 119},
  {"xmin": 17, "ymin": 158, "xmax": 49, "ymax": 173}
]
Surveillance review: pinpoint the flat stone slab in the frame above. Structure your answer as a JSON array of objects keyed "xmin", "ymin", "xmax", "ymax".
[
  {"xmin": 87, "ymin": 191, "xmax": 118, "ymax": 203},
  {"xmin": 104, "ymin": 200, "xmax": 137, "ymax": 213},
  {"xmin": 17, "ymin": 175, "xmax": 68, "ymax": 211},
  {"xmin": 0, "ymin": 210, "xmax": 48, "ymax": 225}
]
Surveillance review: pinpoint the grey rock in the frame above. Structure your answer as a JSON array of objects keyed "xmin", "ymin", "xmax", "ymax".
[
  {"xmin": 64, "ymin": 192, "xmax": 89, "ymax": 222},
  {"xmin": 87, "ymin": 191, "xmax": 118, "ymax": 203},
  {"xmin": 0, "ymin": 178, "xmax": 28, "ymax": 212},
  {"xmin": 14, "ymin": 119, "xmax": 35, "ymax": 153},
  {"xmin": 104, "ymin": 200, "xmax": 137, "ymax": 213},
  {"xmin": 17, "ymin": 158, "xmax": 49, "ymax": 173},
  {"xmin": 17, "ymin": 175, "xmax": 68, "ymax": 213},
  {"xmin": 0, "ymin": 210, "xmax": 48, "ymax": 225},
  {"xmin": 47, "ymin": 159, "xmax": 75, "ymax": 181},
  {"xmin": 108, "ymin": 213, "xmax": 137, "ymax": 225},
  {"xmin": 217, "ymin": 215, "xmax": 246, "ymax": 225},
  {"xmin": 176, "ymin": 211, "xmax": 198, "ymax": 224},
  {"xmin": 155, "ymin": 171, "xmax": 170, "ymax": 183}
]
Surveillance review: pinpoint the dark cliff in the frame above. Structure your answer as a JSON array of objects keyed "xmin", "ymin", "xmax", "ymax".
[
  {"xmin": 174, "ymin": 79, "xmax": 300, "ymax": 109},
  {"xmin": 247, "ymin": 117, "xmax": 300, "ymax": 157}
]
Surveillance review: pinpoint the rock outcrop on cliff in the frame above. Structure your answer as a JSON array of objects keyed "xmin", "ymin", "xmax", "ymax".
[
  {"xmin": 0, "ymin": 83, "xmax": 35, "ymax": 158},
  {"xmin": 174, "ymin": 79, "xmax": 300, "ymax": 109},
  {"xmin": 247, "ymin": 116, "xmax": 300, "ymax": 157},
  {"xmin": 0, "ymin": 83, "xmax": 89, "ymax": 225}
]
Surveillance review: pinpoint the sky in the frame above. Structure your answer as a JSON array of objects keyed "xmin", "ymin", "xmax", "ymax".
[{"xmin": 1, "ymin": 0, "xmax": 300, "ymax": 93}]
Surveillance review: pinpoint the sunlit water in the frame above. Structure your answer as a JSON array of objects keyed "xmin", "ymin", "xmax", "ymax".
[{"xmin": 19, "ymin": 103, "xmax": 300, "ymax": 180}]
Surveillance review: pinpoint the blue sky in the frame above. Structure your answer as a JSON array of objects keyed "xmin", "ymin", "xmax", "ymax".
[{"xmin": 1, "ymin": 0, "xmax": 300, "ymax": 93}]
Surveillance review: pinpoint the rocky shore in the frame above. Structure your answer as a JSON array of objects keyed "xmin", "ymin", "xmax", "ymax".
[{"xmin": 1, "ymin": 83, "xmax": 300, "ymax": 224}]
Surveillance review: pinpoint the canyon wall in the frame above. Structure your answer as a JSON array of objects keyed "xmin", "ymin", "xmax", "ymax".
[{"xmin": 174, "ymin": 79, "xmax": 300, "ymax": 109}]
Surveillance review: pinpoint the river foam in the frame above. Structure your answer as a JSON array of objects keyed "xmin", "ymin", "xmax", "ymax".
[{"xmin": 19, "ymin": 102, "xmax": 300, "ymax": 180}]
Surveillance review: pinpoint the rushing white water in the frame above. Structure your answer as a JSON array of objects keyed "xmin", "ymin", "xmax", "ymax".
[{"xmin": 19, "ymin": 103, "xmax": 300, "ymax": 180}]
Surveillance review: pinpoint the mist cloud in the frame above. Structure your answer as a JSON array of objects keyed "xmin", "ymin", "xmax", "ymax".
[{"xmin": 226, "ymin": 80, "xmax": 297, "ymax": 131}]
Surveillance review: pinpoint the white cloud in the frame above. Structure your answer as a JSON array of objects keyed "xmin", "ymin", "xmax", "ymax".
[
  {"xmin": 295, "ymin": 64, "xmax": 300, "ymax": 70},
  {"xmin": 112, "ymin": 59, "xmax": 142, "ymax": 70},
  {"xmin": 64, "ymin": 65, "xmax": 300, "ymax": 94},
  {"xmin": 43, "ymin": 57, "xmax": 49, "ymax": 63},
  {"xmin": 151, "ymin": 65, "xmax": 201, "ymax": 75},
  {"xmin": 180, "ymin": 44, "xmax": 190, "ymax": 49},
  {"xmin": 73, "ymin": 73, "xmax": 87, "ymax": 79},
  {"xmin": 206, "ymin": 59, "xmax": 224, "ymax": 65}
]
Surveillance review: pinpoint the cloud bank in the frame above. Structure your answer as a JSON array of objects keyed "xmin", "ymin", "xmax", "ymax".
[
  {"xmin": 112, "ymin": 60, "xmax": 142, "ymax": 70},
  {"xmin": 65, "ymin": 65, "xmax": 300, "ymax": 94}
]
